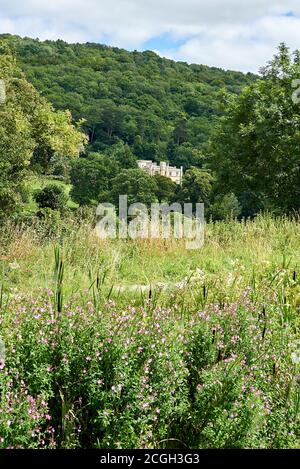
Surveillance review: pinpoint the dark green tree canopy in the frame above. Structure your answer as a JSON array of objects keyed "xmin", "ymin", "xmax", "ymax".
[
  {"xmin": 177, "ymin": 167, "xmax": 214, "ymax": 206},
  {"xmin": 34, "ymin": 184, "xmax": 68, "ymax": 212},
  {"xmin": 108, "ymin": 168, "xmax": 158, "ymax": 207},
  {"xmin": 211, "ymin": 43, "xmax": 300, "ymax": 215},
  {"xmin": 0, "ymin": 34, "xmax": 255, "ymax": 167}
]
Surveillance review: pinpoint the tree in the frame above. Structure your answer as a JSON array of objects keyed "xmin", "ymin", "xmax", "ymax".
[
  {"xmin": 211, "ymin": 43, "xmax": 300, "ymax": 215},
  {"xmin": 0, "ymin": 42, "xmax": 86, "ymax": 216},
  {"xmin": 0, "ymin": 106, "xmax": 34, "ymax": 216},
  {"xmin": 108, "ymin": 168, "xmax": 158, "ymax": 207},
  {"xmin": 70, "ymin": 153, "xmax": 118, "ymax": 206},
  {"xmin": 106, "ymin": 142, "xmax": 137, "ymax": 169},
  {"xmin": 208, "ymin": 193, "xmax": 241, "ymax": 221},
  {"xmin": 154, "ymin": 175, "xmax": 177, "ymax": 203},
  {"xmin": 0, "ymin": 46, "xmax": 35, "ymax": 216},
  {"xmin": 177, "ymin": 167, "xmax": 214, "ymax": 206},
  {"xmin": 168, "ymin": 143, "xmax": 204, "ymax": 170},
  {"xmin": 30, "ymin": 104, "xmax": 87, "ymax": 171},
  {"xmin": 49, "ymin": 155, "xmax": 71, "ymax": 181},
  {"xmin": 173, "ymin": 117, "xmax": 189, "ymax": 145},
  {"xmin": 34, "ymin": 184, "xmax": 68, "ymax": 212}
]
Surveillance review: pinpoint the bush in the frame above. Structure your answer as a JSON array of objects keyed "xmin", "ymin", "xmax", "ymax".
[
  {"xmin": 34, "ymin": 184, "xmax": 68, "ymax": 212},
  {"xmin": 208, "ymin": 193, "xmax": 241, "ymax": 221}
]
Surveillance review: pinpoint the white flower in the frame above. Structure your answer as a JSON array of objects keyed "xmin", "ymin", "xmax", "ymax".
[
  {"xmin": 0, "ymin": 338, "xmax": 5, "ymax": 363},
  {"xmin": 8, "ymin": 261, "xmax": 20, "ymax": 270}
]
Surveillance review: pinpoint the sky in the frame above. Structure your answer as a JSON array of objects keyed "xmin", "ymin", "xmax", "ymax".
[{"xmin": 0, "ymin": 0, "xmax": 300, "ymax": 72}]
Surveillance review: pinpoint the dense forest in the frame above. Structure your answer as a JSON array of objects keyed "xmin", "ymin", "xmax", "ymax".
[{"xmin": 1, "ymin": 34, "xmax": 255, "ymax": 162}]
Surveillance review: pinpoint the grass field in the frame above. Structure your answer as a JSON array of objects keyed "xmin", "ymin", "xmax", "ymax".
[{"xmin": 0, "ymin": 214, "xmax": 299, "ymax": 448}]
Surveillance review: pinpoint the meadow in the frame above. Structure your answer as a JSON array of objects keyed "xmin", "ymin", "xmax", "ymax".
[{"xmin": 0, "ymin": 214, "xmax": 300, "ymax": 448}]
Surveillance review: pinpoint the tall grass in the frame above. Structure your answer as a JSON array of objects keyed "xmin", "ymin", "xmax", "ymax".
[
  {"xmin": 0, "ymin": 214, "xmax": 299, "ymax": 448},
  {"xmin": 1, "ymin": 213, "xmax": 299, "ymax": 297}
]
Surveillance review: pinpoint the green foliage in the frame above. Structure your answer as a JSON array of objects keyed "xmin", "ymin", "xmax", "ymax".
[
  {"xmin": 208, "ymin": 193, "xmax": 241, "ymax": 221},
  {"xmin": 0, "ymin": 41, "xmax": 86, "ymax": 216},
  {"xmin": 0, "ymin": 34, "xmax": 255, "ymax": 167},
  {"xmin": 0, "ymin": 48, "xmax": 35, "ymax": 217},
  {"xmin": 211, "ymin": 43, "xmax": 300, "ymax": 215},
  {"xmin": 105, "ymin": 141, "xmax": 137, "ymax": 169},
  {"xmin": 168, "ymin": 143, "xmax": 205, "ymax": 171},
  {"xmin": 34, "ymin": 184, "xmax": 69, "ymax": 212},
  {"xmin": 49, "ymin": 155, "xmax": 71, "ymax": 181},
  {"xmin": 177, "ymin": 167, "xmax": 214, "ymax": 205},
  {"xmin": 70, "ymin": 153, "xmax": 118, "ymax": 206},
  {"xmin": 108, "ymin": 168, "xmax": 158, "ymax": 207},
  {"xmin": 154, "ymin": 175, "xmax": 177, "ymax": 203}
]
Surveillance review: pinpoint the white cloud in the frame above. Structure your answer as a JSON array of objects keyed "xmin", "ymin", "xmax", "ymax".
[
  {"xmin": 0, "ymin": 0, "xmax": 299, "ymax": 71},
  {"xmin": 167, "ymin": 15, "xmax": 300, "ymax": 72}
]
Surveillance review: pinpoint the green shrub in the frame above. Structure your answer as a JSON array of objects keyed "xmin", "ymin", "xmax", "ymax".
[{"xmin": 34, "ymin": 184, "xmax": 68, "ymax": 212}]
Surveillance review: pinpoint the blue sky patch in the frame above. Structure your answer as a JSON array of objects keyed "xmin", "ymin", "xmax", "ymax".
[{"xmin": 142, "ymin": 33, "xmax": 187, "ymax": 52}]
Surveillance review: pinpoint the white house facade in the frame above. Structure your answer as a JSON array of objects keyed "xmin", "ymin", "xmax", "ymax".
[{"xmin": 137, "ymin": 160, "xmax": 183, "ymax": 184}]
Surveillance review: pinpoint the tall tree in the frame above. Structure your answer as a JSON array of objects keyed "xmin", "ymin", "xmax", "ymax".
[
  {"xmin": 0, "ymin": 43, "xmax": 86, "ymax": 216},
  {"xmin": 108, "ymin": 169, "xmax": 158, "ymax": 207},
  {"xmin": 177, "ymin": 167, "xmax": 214, "ymax": 206},
  {"xmin": 211, "ymin": 43, "xmax": 300, "ymax": 215}
]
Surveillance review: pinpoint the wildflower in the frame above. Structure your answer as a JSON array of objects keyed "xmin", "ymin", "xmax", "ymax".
[
  {"xmin": 9, "ymin": 261, "xmax": 20, "ymax": 270},
  {"xmin": 231, "ymin": 335, "xmax": 239, "ymax": 345}
]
